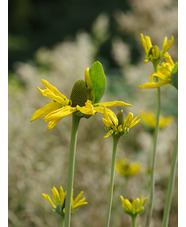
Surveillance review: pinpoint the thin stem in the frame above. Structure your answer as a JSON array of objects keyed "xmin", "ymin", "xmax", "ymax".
[
  {"xmin": 105, "ymin": 135, "xmax": 120, "ymax": 227},
  {"xmin": 61, "ymin": 217, "xmax": 65, "ymax": 227},
  {"xmin": 162, "ymin": 131, "xmax": 178, "ymax": 227},
  {"xmin": 113, "ymin": 177, "xmax": 127, "ymax": 227},
  {"xmin": 146, "ymin": 63, "xmax": 161, "ymax": 227},
  {"xmin": 64, "ymin": 114, "xmax": 81, "ymax": 227},
  {"xmin": 131, "ymin": 215, "xmax": 137, "ymax": 227}
]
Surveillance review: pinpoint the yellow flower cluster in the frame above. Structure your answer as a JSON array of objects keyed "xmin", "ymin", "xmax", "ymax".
[
  {"xmin": 102, "ymin": 109, "xmax": 140, "ymax": 138},
  {"xmin": 140, "ymin": 33, "xmax": 174, "ymax": 64},
  {"xmin": 140, "ymin": 111, "xmax": 174, "ymax": 129},
  {"xmin": 120, "ymin": 195, "xmax": 148, "ymax": 216},
  {"xmin": 115, "ymin": 158, "xmax": 141, "ymax": 178},
  {"xmin": 139, "ymin": 34, "xmax": 176, "ymax": 89},
  {"xmin": 42, "ymin": 186, "xmax": 87, "ymax": 216}
]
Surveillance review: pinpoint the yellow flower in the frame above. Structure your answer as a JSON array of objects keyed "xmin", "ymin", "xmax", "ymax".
[
  {"xmin": 140, "ymin": 33, "xmax": 174, "ymax": 63},
  {"xmin": 140, "ymin": 111, "xmax": 174, "ymax": 129},
  {"xmin": 138, "ymin": 53, "xmax": 175, "ymax": 89},
  {"xmin": 120, "ymin": 195, "xmax": 148, "ymax": 216},
  {"xmin": 102, "ymin": 109, "xmax": 140, "ymax": 138},
  {"xmin": 42, "ymin": 186, "xmax": 88, "ymax": 216},
  {"xmin": 30, "ymin": 78, "xmax": 132, "ymax": 130},
  {"xmin": 115, "ymin": 158, "xmax": 141, "ymax": 178}
]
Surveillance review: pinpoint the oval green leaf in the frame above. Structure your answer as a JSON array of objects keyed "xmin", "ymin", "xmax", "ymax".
[{"xmin": 89, "ymin": 61, "xmax": 106, "ymax": 103}]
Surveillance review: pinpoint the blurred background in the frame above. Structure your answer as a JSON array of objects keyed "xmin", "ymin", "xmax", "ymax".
[{"xmin": 8, "ymin": 0, "xmax": 178, "ymax": 226}]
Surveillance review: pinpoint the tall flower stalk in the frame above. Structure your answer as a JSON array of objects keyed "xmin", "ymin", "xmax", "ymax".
[
  {"xmin": 105, "ymin": 134, "xmax": 120, "ymax": 227},
  {"xmin": 64, "ymin": 114, "xmax": 81, "ymax": 227},
  {"xmin": 162, "ymin": 131, "xmax": 178, "ymax": 227},
  {"xmin": 102, "ymin": 108, "xmax": 140, "ymax": 227},
  {"xmin": 145, "ymin": 63, "xmax": 161, "ymax": 227},
  {"xmin": 139, "ymin": 34, "xmax": 175, "ymax": 227}
]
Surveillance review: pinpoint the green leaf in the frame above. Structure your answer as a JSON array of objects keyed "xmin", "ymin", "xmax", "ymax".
[
  {"xmin": 171, "ymin": 62, "xmax": 178, "ymax": 89},
  {"xmin": 89, "ymin": 61, "xmax": 106, "ymax": 103}
]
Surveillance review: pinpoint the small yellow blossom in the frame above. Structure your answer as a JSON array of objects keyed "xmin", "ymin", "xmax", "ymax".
[
  {"xmin": 140, "ymin": 33, "xmax": 174, "ymax": 63},
  {"xmin": 115, "ymin": 158, "xmax": 141, "ymax": 178},
  {"xmin": 102, "ymin": 109, "xmax": 140, "ymax": 138},
  {"xmin": 31, "ymin": 78, "xmax": 132, "ymax": 130},
  {"xmin": 120, "ymin": 195, "xmax": 148, "ymax": 216},
  {"xmin": 139, "ymin": 53, "xmax": 175, "ymax": 89},
  {"xmin": 42, "ymin": 186, "xmax": 88, "ymax": 216},
  {"xmin": 140, "ymin": 111, "xmax": 174, "ymax": 129}
]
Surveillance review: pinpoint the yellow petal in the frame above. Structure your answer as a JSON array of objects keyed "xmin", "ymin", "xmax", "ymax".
[
  {"xmin": 42, "ymin": 193, "xmax": 56, "ymax": 209},
  {"xmin": 73, "ymin": 191, "xmax": 84, "ymax": 205},
  {"xmin": 43, "ymin": 105, "xmax": 77, "ymax": 122},
  {"xmin": 102, "ymin": 118, "xmax": 112, "ymax": 128},
  {"xmin": 129, "ymin": 116, "xmax": 141, "ymax": 129},
  {"xmin": 124, "ymin": 199, "xmax": 132, "ymax": 212},
  {"xmin": 30, "ymin": 101, "xmax": 62, "ymax": 122},
  {"xmin": 161, "ymin": 36, "xmax": 174, "ymax": 56},
  {"xmin": 37, "ymin": 87, "xmax": 64, "ymax": 104},
  {"xmin": 77, "ymin": 101, "xmax": 96, "ymax": 116},
  {"xmin": 104, "ymin": 130, "xmax": 114, "ymax": 138},
  {"xmin": 84, "ymin": 68, "xmax": 92, "ymax": 89},
  {"xmin": 97, "ymin": 101, "xmax": 132, "ymax": 107},
  {"xmin": 51, "ymin": 187, "xmax": 60, "ymax": 205},
  {"xmin": 41, "ymin": 79, "xmax": 68, "ymax": 101},
  {"xmin": 138, "ymin": 80, "xmax": 169, "ymax": 89},
  {"xmin": 47, "ymin": 119, "xmax": 61, "ymax": 130},
  {"xmin": 59, "ymin": 186, "xmax": 66, "ymax": 206}
]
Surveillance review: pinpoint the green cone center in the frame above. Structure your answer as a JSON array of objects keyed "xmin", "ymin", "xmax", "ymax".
[{"xmin": 70, "ymin": 80, "xmax": 88, "ymax": 107}]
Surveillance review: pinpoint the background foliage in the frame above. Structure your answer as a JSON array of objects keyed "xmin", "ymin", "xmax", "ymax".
[{"xmin": 9, "ymin": 0, "xmax": 178, "ymax": 226}]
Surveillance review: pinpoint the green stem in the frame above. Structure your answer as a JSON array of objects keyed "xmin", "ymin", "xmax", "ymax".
[
  {"xmin": 105, "ymin": 135, "xmax": 120, "ymax": 227},
  {"xmin": 162, "ymin": 131, "xmax": 178, "ymax": 227},
  {"xmin": 61, "ymin": 217, "xmax": 65, "ymax": 227},
  {"xmin": 131, "ymin": 215, "xmax": 137, "ymax": 227},
  {"xmin": 64, "ymin": 114, "xmax": 81, "ymax": 227},
  {"xmin": 146, "ymin": 63, "xmax": 161, "ymax": 227},
  {"xmin": 113, "ymin": 177, "xmax": 127, "ymax": 227}
]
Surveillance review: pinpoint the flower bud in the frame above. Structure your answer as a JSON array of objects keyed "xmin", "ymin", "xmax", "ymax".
[{"xmin": 116, "ymin": 110, "xmax": 124, "ymax": 126}]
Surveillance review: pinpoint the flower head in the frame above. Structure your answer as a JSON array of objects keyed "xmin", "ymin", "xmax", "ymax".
[
  {"xmin": 42, "ymin": 186, "xmax": 88, "ymax": 216},
  {"xmin": 140, "ymin": 111, "xmax": 174, "ymax": 129},
  {"xmin": 120, "ymin": 195, "xmax": 148, "ymax": 217},
  {"xmin": 115, "ymin": 158, "xmax": 141, "ymax": 178},
  {"xmin": 138, "ymin": 53, "xmax": 175, "ymax": 89},
  {"xmin": 31, "ymin": 68, "xmax": 132, "ymax": 130},
  {"xmin": 102, "ymin": 109, "xmax": 140, "ymax": 138},
  {"xmin": 140, "ymin": 34, "xmax": 174, "ymax": 64}
]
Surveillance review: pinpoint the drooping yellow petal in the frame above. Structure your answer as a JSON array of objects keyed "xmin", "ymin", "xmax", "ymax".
[
  {"xmin": 47, "ymin": 119, "xmax": 61, "ymax": 130},
  {"xmin": 43, "ymin": 105, "xmax": 77, "ymax": 122},
  {"xmin": 138, "ymin": 80, "xmax": 169, "ymax": 89},
  {"xmin": 30, "ymin": 101, "xmax": 62, "ymax": 122},
  {"xmin": 97, "ymin": 101, "xmax": 132, "ymax": 107}
]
